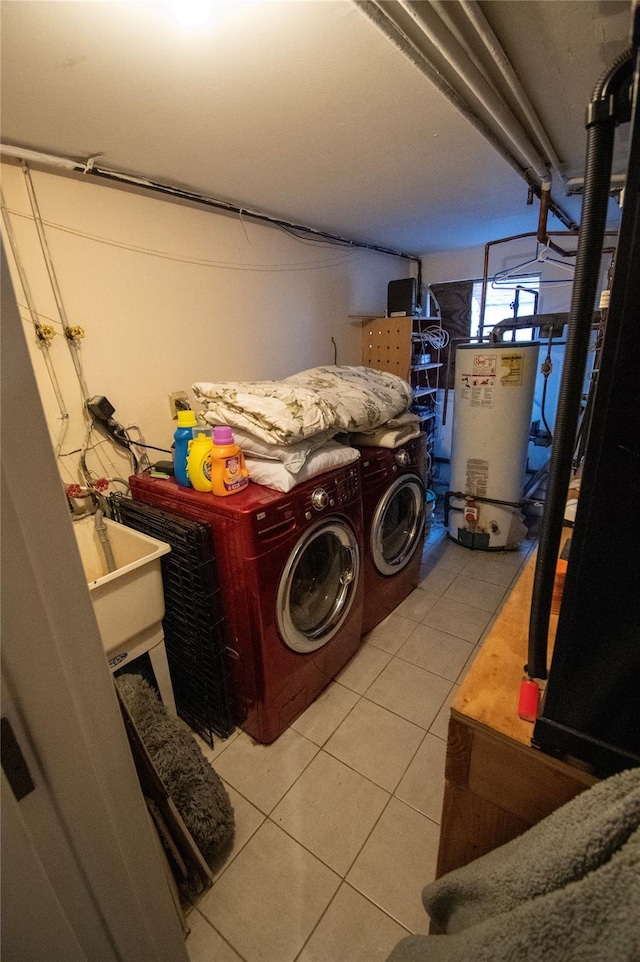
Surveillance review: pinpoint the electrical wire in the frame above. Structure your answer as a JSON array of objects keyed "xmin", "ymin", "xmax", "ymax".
[
  {"xmin": 3, "ymin": 205, "xmax": 372, "ymax": 273},
  {"xmin": 1, "ymin": 190, "xmax": 71, "ymax": 456},
  {"xmin": 21, "ymin": 162, "xmax": 92, "ymax": 400}
]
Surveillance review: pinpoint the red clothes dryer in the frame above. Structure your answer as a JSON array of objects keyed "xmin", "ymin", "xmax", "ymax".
[
  {"xmin": 129, "ymin": 466, "xmax": 364, "ymax": 744},
  {"xmin": 358, "ymin": 434, "xmax": 428, "ymax": 635}
]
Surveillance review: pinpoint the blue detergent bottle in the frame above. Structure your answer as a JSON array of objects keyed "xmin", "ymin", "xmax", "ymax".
[{"xmin": 173, "ymin": 410, "xmax": 198, "ymax": 487}]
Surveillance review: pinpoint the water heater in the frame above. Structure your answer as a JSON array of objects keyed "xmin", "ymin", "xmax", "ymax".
[{"xmin": 448, "ymin": 341, "xmax": 539, "ymax": 550}]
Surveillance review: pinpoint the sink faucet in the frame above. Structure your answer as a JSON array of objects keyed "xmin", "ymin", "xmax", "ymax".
[
  {"xmin": 94, "ymin": 506, "xmax": 116, "ymax": 573},
  {"xmin": 65, "ymin": 480, "xmax": 117, "ymax": 572}
]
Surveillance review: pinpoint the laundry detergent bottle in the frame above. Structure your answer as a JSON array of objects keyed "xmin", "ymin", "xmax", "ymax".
[
  {"xmin": 210, "ymin": 425, "xmax": 249, "ymax": 496},
  {"xmin": 173, "ymin": 410, "xmax": 198, "ymax": 487},
  {"xmin": 187, "ymin": 428, "xmax": 214, "ymax": 492}
]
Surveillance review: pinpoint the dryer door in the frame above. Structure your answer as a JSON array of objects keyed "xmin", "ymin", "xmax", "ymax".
[
  {"xmin": 277, "ymin": 518, "xmax": 360, "ymax": 653},
  {"xmin": 371, "ymin": 474, "xmax": 425, "ymax": 576}
]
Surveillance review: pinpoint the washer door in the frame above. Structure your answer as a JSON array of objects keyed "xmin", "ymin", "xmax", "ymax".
[
  {"xmin": 277, "ymin": 518, "xmax": 360, "ymax": 653},
  {"xmin": 371, "ymin": 474, "xmax": 425, "ymax": 576}
]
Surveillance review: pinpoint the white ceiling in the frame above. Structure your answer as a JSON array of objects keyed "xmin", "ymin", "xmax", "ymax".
[{"xmin": 0, "ymin": 0, "xmax": 633, "ymax": 255}]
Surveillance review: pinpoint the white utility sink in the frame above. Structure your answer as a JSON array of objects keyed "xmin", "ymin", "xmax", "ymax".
[{"xmin": 72, "ymin": 516, "xmax": 173, "ymax": 697}]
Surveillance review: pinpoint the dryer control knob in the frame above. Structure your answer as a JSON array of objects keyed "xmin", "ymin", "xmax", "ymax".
[
  {"xmin": 311, "ymin": 488, "xmax": 329, "ymax": 510},
  {"xmin": 395, "ymin": 449, "xmax": 410, "ymax": 467}
]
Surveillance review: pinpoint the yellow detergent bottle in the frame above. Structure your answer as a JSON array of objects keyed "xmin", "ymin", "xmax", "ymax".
[
  {"xmin": 186, "ymin": 428, "xmax": 213, "ymax": 492},
  {"xmin": 210, "ymin": 425, "xmax": 249, "ymax": 496}
]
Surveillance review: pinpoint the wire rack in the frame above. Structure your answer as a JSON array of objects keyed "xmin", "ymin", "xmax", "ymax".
[{"xmin": 109, "ymin": 494, "xmax": 236, "ymax": 746}]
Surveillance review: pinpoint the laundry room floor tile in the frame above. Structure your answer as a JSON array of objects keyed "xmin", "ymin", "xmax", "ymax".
[
  {"xmin": 429, "ymin": 684, "xmax": 460, "ymax": 740},
  {"xmin": 212, "ymin": 728, "xmax": 318, "ymax": 814},
  {"xmin": 324, "ymin": 698, "xmax": 425, "ymax": 792},
  {"xmin": 460, "ymin": 553, "xmax": 521, "ymax": 587},
  {"xmin": 443, "ymin": 574, "xmax": 507, "ymax": 613},
  {"xmin": 396, "ymin": 623, "xmax": 475, "ymax": 682},
  {"xmin": 364, "ymin": 611, "xmax": 418, "ymax": 654},
  {"xmin": 417, "ymin": 563, "xmax": 457, "ymax": 598},
  {"xmin": 185, "ymin": 909, "xmax": 243, "ymax": 962},
  {"xmin": 208, "ymin": 783, "xmax": 265, "ymax": 882},
  {"xmin": 392, "ymin": 587, "xmax": 438, "ymax": 623},
  {"xmin": 422, "ymin": 539, "xmax": 470, "ymax": 575},
  {"xmin": 422, "ymin": 595, "xmax": 493, "ymax": 643},
  {"xmin": 346, "ymin": 797, "xmax": 439, "ymax": 933},
  {"xmin": 297, "ymin": 881, "xmax": 410, "ymax": 962},
  {"xmin": 194, "ymin": 727, "xmax": 241, "ymax": 764},
  {"xmin": 490, "ymin": 542, "xmax": 534, "ymax": 567},
  {"xmin": 364, "ymin": 657, "xmax": 454, "ymax": 730},
  {"xmin": 198, "ymin": 820, "xmax": 340, "ymax": 962},
  {"xmin": 336, "ymin": 642, "xmax": 392, "ymax": 695},
  {"xmin": 271, "ymin": 751, "xmax": 389, "ymax": 876},
  {"xmin": 394, "ymin": 733, "xmax": 447, "ymax": 823},
  {"xmin": 290, "ymin": 682, "xmax": 360, "ymax": 746}
]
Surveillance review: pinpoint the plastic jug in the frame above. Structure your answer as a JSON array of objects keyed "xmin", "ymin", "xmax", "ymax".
[
  {"xmin": 173, "ymin": 410, "xmax": 198, "ymax": 487},
  {"xmin": 210, "ymin": 425, "xmax": 249, "ymax": 496},
  {"xmin": 187, "ymin": 429, "xmax": 214, "ymax": 492}
]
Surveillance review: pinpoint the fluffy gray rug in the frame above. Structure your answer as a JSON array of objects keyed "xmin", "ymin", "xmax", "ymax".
[
  {"xmin": 116, "ymin": 674, "xmax": 234, "ymax": 860},
  {"xmin": 387, "ymin": 766, "xmax": 640, "ymax": 962}
]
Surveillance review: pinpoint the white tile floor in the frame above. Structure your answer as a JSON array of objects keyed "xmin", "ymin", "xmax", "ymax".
[{"xmin": 186, "ymin": 519, "xmax": 535, "ymax": 962}]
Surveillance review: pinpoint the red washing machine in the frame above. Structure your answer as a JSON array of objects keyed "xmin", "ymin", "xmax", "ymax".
[
  {"xmin": 129, "ymin": 466, "xmax": 364, "ymax": 744},
  {"xmin": 358, "ymin": 433, "xmax": 428, "ymax": 635}
]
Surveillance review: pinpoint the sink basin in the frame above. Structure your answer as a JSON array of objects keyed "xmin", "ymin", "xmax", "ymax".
[{"xmin": 73, "ymin": 516, "xmax": 171, "ymax": 665}]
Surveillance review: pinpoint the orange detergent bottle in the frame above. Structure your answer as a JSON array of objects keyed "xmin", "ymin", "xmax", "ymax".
[{"xmin": 210, "ymin": 425, "xmax": 249, "ymax": 496}]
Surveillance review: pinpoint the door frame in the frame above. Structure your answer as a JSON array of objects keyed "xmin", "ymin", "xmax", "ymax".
[{"xmin": 1, "ymin": 242, "xmax": 188, "ymax": 961}]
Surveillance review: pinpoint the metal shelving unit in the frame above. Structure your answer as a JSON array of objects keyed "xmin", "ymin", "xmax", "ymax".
[{"xmin": 362, "ymin": 296, "xmax": 445, "ymax": 486}]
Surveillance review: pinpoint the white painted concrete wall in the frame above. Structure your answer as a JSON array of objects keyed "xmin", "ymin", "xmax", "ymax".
[{"xmin": 1, "ymin": 161, "xmax": 407, "ymax": 486}]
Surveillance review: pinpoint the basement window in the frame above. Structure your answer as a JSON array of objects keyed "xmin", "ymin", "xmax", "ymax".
[{"xmin": 470, "ymin": 277, "xmax": 540, "ymax": 341}]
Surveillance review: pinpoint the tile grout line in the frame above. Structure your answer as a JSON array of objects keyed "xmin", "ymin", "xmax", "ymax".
[{"xmin": 189, "ymin": 906, "xmax": 250, "ymax": 962}]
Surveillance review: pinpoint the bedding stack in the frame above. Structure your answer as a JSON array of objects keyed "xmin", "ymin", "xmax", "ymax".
[
  {"xmin": 192, "ymin": 365, "xmax": 414, "ymax": 492},
  {"xmin": 349, "ymin": 409, "xmax": 422, "ymax": 449}
]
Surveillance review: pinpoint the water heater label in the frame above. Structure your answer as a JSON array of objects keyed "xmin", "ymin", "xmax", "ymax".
[
  {"xmin": 472, "ymin": 354, "xmax": 497, "ymax": 376},
  {"xmin": 460, "ymin": 353, "xmax": 497, "ymax": 407},
  {"xmin": 466, "ymin": 458, "xmax": 489, "ymax": 496},
  {"xmin": 500, "ymin": 353, "xmax": 525, "ymax": 385}
]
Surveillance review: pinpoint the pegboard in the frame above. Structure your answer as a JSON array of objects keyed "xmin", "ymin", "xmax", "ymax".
[{"xmin": 362, "ymin": 316, "xmax": 413, "ymax": 380}]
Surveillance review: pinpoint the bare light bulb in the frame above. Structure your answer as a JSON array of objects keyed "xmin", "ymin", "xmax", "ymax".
[{"xmin": 171, "ymin": 1, "xmax": 212, "ymax": 27}]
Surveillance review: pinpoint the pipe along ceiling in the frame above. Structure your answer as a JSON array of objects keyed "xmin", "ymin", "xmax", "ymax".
[{"xmin": 355, "ymin": 0, "xmax": 579, "ymax": 231}]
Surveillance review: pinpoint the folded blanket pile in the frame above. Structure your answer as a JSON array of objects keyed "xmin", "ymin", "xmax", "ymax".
[
  {"xmin": 193, "ymin": 365, "xmax": 413, "ymax": 446},
  {"xmin": 350, "ymin": 410, "xmax": 422, "ymax": 449},
  {"xmin": 193, "ymin": 365, "xmax": 414, "ymax": 490},
  {"xmin": 387, "ymin": 766, "xmax": 640, "ymax": 962}
]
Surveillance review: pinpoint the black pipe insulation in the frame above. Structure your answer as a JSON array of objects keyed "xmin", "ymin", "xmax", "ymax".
[{"xmin": 526, "ymin": 48, "xmax": 634, "ymax": 681}]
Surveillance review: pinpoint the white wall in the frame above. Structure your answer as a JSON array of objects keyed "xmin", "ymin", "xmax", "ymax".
[{"xmin": 1, "ymin": 161, "xmax": 408, "ymax": 486}]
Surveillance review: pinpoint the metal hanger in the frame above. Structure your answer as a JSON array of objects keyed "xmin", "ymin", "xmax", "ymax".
[{"xmin": 492, "ymin": 241, "xmax": 575, "ymax": 287}]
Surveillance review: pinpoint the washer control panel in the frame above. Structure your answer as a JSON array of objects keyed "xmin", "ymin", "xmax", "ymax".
[
  {"xmin": 302, "ymin": 465, "xmax": 360, "ymax": 518},
  {"xmin": 311, "ymin": 487, "xmax": 329, "ymax": 511}
]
